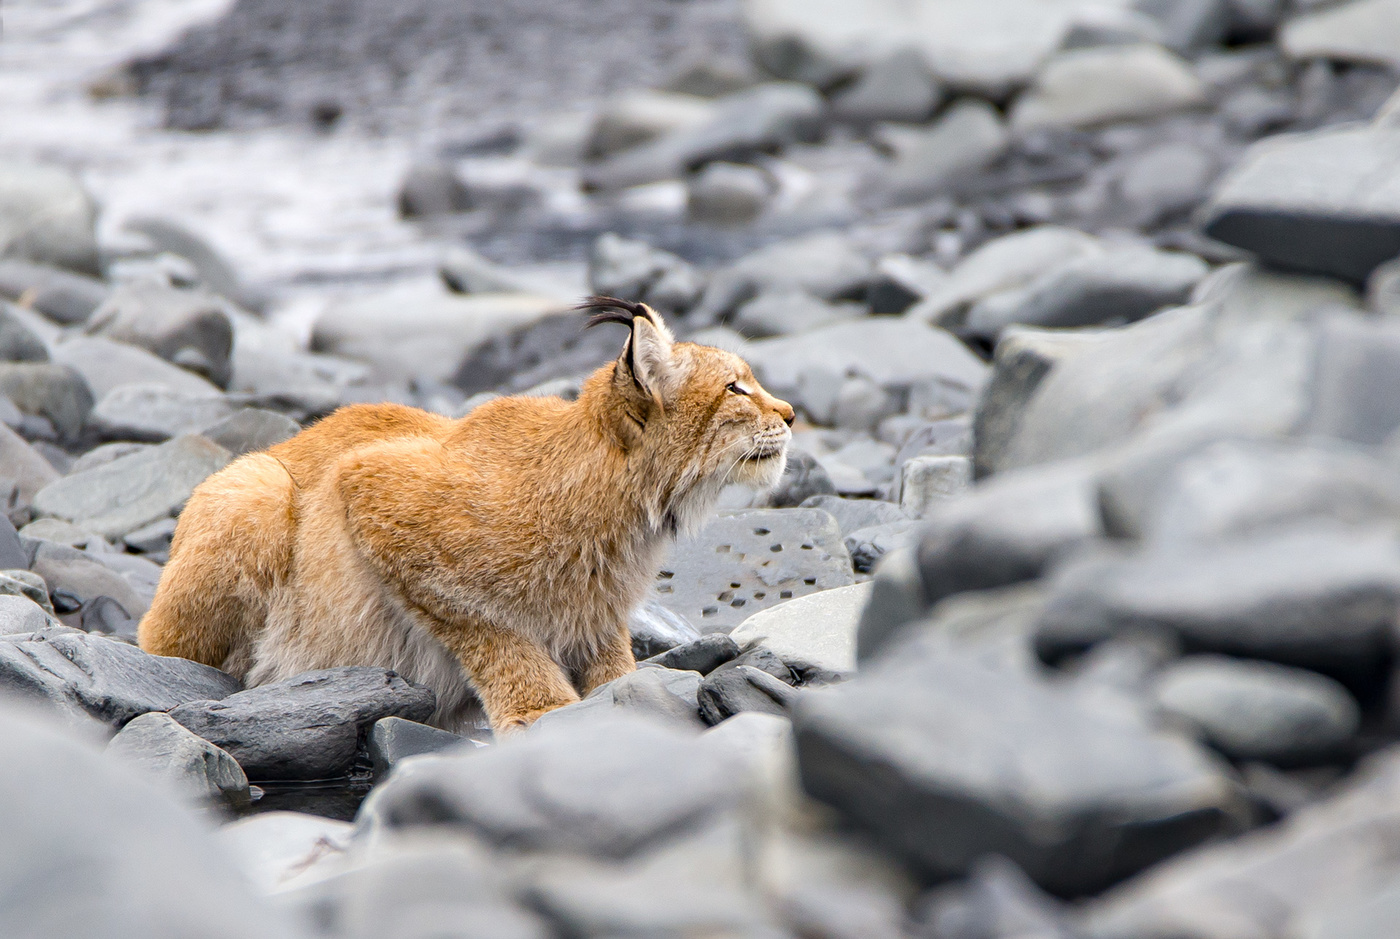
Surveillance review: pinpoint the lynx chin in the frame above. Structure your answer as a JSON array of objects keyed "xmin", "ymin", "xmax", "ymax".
[{"xmin": 138, "ymin": 298, "xmax": 795, "ymax": 734}]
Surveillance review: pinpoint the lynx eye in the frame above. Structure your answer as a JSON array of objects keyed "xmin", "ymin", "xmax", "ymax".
[{"xmin": 726, "ymin": 382, "xmax": 749, "ymax": 396}]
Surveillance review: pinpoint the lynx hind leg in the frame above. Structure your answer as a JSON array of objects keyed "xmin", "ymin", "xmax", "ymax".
[
  {"xmin": 138, "ymin": 453, "xmax": 295, "ymax": 675},
  {"xmin": 578, "ymin": 622, "xmax": 637, "ymax": 697}
]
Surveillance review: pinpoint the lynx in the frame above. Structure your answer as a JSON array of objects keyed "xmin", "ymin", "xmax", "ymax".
[{"xmin": 138, "ymin": 298, "xmax": 794, "ymax": 733}]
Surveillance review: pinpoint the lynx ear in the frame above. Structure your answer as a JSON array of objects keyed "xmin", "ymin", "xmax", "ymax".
[{"xmin": 580, "ymin": 297, "xmax": 678, "ymax": 409}]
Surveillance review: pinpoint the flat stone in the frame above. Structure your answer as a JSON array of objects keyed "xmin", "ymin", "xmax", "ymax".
[
  {"xmin": 0, "ymin": 161, "xmax": 99, "ymax": 275},
  {"xmin": 107, "ymin": 711, "xmax": 250, "ymax": 806},
  {"xmin": 88, "ymin": 383, "xmax": 235, "ymax": 443},
  {"xmin": 686, "ymin": 161, "xmax": 773, "ymax": 225},
  {"xmin": 1034, "ymin": 526, "xmax": 1400, "ymax": 690},
  {"xmin": 0, "ymin": 628, "xmax": 241, "ymax": 728},
  {"xmin": 51, "ymin": 335, "xmax": 223, "ymax": 399},
  {"xmin": 542, "ymin": 666, "xmax": 707, "ymax": 731},
  {"xmin": 1011, "ymin": 44, "xmax": 1206, "ymax": 131},
  {"xmin": 690, "ymin": 231, "xmax": 873, "ymax": 326},
  {"xmin": 795, "ymin": 652, "xmax": 1241, "ymax": 895},
  {"xmin": 32, "ymin": 434, "xmax": 231, "ymax": 540},
  {"xmin": 830, "ymin": 49, "xmax": 943, "ymax": 124},
  {"xmin": 216, "ymin": 811, "xmax": 355, "ymax": 895},
  {"xmin": 31, "ymin": 540, "xmax": 151, "ymax": 620},
  {"xmin": 0, "ymin": 594, "xmax": 60, "ymax": 635},
  {"xmin": 1282, "ymin": 0, "xmax": 1400, "ymax": 69},
  {"xmin": 874, "ymin": 99, "xmax": 1010, "ymax": 203},
  {"xmin": 697, "ymin": 664, "xmax": 798, "ymax": 725},
  {"xmin": 85, "ymin": 281, "xmax": 234, "ymax": 389},
  {"xmin": 198, "ymin": 407, "xmax": 300, "ymax": 456},
  {"xmin": 0, "ymin": 362, "xmax": 92, "ymax": 442},
  {"xmin": 170, "ymin": 667, "xmax": 435, "ymax": 781},
  {"xmin": 1306, "ymin": 314, "xmax": 1400, "ymax": 445},
  {"xmin": 641, "ymin": 634, "xmax": 741, "ymax": 674},
  {"xmin": 798, "ymin": 495, "xmax": 908, "ymax": 537},
  {"xmin": 585, "ymin": 89, "xmax": 717, "ymax": 160},
  {"xmin": 731, "ymin": 288, "xmax": 860, "ymax": 339},
  {"xmin": 0, "ymin": 259, "xmax": 107, "ymax": 324},
  {"xmin": 367, "ymin": 716, "xmax": 465, "ymax": 776},
  {"xmin": 655, "ymin": 508, "xmax": 855, "ymax": 632},
  {"xmin": 0, "ymin": 421, "xmax": 60, "ymax": 514},
  {"xmin": 731, "ymin": 581, "xmax": 872, "ymax": 674},
  {"xmin": 1152, "ymin": 656, "xmax": 1360, "ymax": 765}
]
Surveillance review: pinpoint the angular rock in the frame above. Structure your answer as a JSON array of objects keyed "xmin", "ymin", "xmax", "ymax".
[
  {"xmin": 656, "ymin": 508, "xmax": 855, "ymax": 632},
  {"xmin": 0, "ymin": 628, "xmax": 241, "ymax": 728},
  {"xmin": 845, "ymin": 520, "xmax": 916, "ymax": 574},
  {"xmin": 628, "ymin": 595, "xmax": 701, "ymax": 661},
  {"xmin": 0, "ymin": 259, "xmax": 108, "ymax": 324},
  {"xmin": 0, "ymin": 704, "xmax": 302, "ymax": 938},
  {"xmin": 88, "ymin": 384, "xmax": 235, "ymax": 443},
  {"xmin": 855, "ymin": 546, "xmax": 928, "ymax": 662},
  {"xmin": 32, "ymin": 434, "xmax": 231, "ymax": 540},
  {"xmin": 795, "ymin": 653, "xmax": 1242, "ymax": 895},
  {"xmin": 107, "ymin": 711, "xmax": 250, "ymax": 806},
  {"xmin": 0, "ymin": 422, "xmax": 59, "ymax": 521},
  {"xmin": 798, "ymin": 494, "xmax": 908, "ymax": 537},
  {"xmin": 698, "ymin": 664, "xmax": 799, "ymax": 725},
  {"xmin": 1203, "ymin": 125, "xmax": 1400, "ymax": 285},
  {"xmin": 169, "ymin": 667, "xmax": 435, "ymax": 781},
  {"xmin": 641, "ymin": 634, "xmax": 741, "ymax": 675},
  {"xmin": 0, "ymin": 161, "xmax": 99, "ymax": 275},
  {"xmin": 85, "ymin": 282, "xmax": 235, "ymax": 388},
  {"xmin": 874, "ymin": 99, "xmax": 1011, "ymax": 204},
  {"xmin": 1034, "ymin": 526, "xmax": 1400, "ymax": 690},
  {"xmin": 1307, "ymin": 314, "xmax": 1400, "ymax": 445},
  {"xmin": 731, "ymin": 581, "xmax": 872, "ymax": 674},
  {"xmin": 565, "ymin": 666, "xmax": 708, "ymax": 731},
  {"xmin": 1281, "ymin": 0, "xmax": 1400, "ymax": 70},
  {"xmin": 198, "ymin": 407, "xmax": 300, "ymax": 456},
  {"xmin": 830, "ymin": 49, "xmax": 942, "ymax": 124},
  {"xmin": 1011, "ymin": 44, "xmax": 1207, "ymax": 131},
  {"xmin": 358, "ymin": 714, "xmax": 744, "ymax": 858},
  {"xmin": 0, "ymin": 594, "xmax": 60, "ymax": 635},
  {"xmin": 0, "ymin": 303, "xmax": 51, "ymax": 362},
  {"xmin": 900, "ymin": 454, "xmax": 972, "ymax": 519},
  {"xmin": 1152, "ymin": 656, "xmax": 1361, "ymax": 766},
  {"xmin": 767, "ymin": 448, "xmax": 838, "ymax": 506},
  {"xmin": 0, "ymin": 362, "xmax": 92, "ymax": 442},
  {"xmin": 51, "ymin": 335, "xmax": 223, "ymax": 399},
  {"xmin": 367, "ymin": 716, "xmax": 465, "ymax": 776}
]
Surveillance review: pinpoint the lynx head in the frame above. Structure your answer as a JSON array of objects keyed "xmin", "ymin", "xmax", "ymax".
[{"xmin": 580, "ymin": 296, "xmax": 794, "ymax": 533}]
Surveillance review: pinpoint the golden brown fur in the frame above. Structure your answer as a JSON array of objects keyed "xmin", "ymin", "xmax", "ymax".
[{"xmin": 138, "ymin": 299, "xmax": 794, "ymax": 733}]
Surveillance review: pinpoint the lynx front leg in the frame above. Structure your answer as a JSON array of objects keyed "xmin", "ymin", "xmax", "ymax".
[
  {"xmin": 578, "ymin": 622, "xmax": 637, "ymax": 697},
  {"xmin": 425, "ymin": 614, "xmax": 581, "ymax": 734}
]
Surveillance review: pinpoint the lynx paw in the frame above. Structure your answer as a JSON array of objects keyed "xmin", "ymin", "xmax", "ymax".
[{"xmin": 492, "ymin": 705, "xmax": 565, "ymax": 736}]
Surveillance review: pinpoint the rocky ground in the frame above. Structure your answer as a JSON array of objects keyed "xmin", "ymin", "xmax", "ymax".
[{"xmin": 6, "ymin": 0, "xmax": 1400, "ymax": 936}]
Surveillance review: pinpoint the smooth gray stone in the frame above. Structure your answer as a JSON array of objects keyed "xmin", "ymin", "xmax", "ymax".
[
  {"xmin": 0, "ymin": 512, "xmax": 27, "ymax": 570},
  {"xmin": 196, "ymin": 408, "xmax": 298, "ymax": 456},
  {"xmin": 367, "ymin": 716, "xmax": 464, "ymax": 776},
  {"xmin": 357, "ymin": 714, "xmax": 745, "ymax": 858},
  {"xmin": 919, "ymin": 856, "xmax": 1070, "ymax": 939},
  {"xmin": 1306, "ymin": 314, "xmax": 1400, "ymax": 445},
  {"xmin": 1202, "ymin": 124, "xmax": 1400, "ymax": 285},
  {"xmin": 1153, "ymin": 656, "xmax": 1360, "ymax": 766},
  {"xmin": 1034, "ymin": 526, "xmax": 1400, "ymax": 689},
  {"xmin": 855, "ymin": 546, "xmax": 927, "ymax": 663},
  {"xmin": 656, "ymin": 508, "xmax": 854, "ymax": 632},
  {"xmin": 698, "ymin": 664, "xmax": 798, "ymax": 725},
  {"xmin": 85, "ymin": 281, "xmax": 234, "ymax": 388},
  {"xmin": 830, "ymin": 49, "xmax": 942, "ymax": 124},
  {"xmin": 107, "ymin": 711, "xmax": 250, "ymax": 806},
  {"xmin": 397, "ymin": 160, "xmax": 472, "ymax": 217},
  {"xmin": 628, "ymin": 595, "xmax": 700, "ymax": 661},
  {"xmin": 32, "ymin": 434, "xmax": 231, "ymax": 540},
  {"xmin": 0, "ymin": 569, "xmax": 55, "ymax": 613},
  {"xmin": 0, "ymin": 594, "xmax": 60, "ymax": 635},
  {"xmin": 30, "ymin": 540, "xmax": 148, "ymax": 620},
  {"xmin": 122, "ymin": 216, "xmax": 267, "ymax": 314},
  {"xmin": 170, "ymin": 667, "xmax": 434, "ymax": 781},
  {"xmin": 0, "ymin": 703, "xmax": 301, "ymax": 938},
  {"xmin": 731, "ymin": 288, "xmax": 859, "ymax": 339},
  {"xmin": 767, "ymin": 448, "xmax": 837, "ymax": 507},
  {"xmin": 88, "ymin": 383, "xmax": 235, "ymax": 443},
  {"xmin": 123, "ymin": 517, "xmax": 178, "ymax": 556},
  {"xmin": 0, "ymin": 303, "xmax": 49, "ymax": 363},
  {"xmin": 50, "ymin": 335, "xmax": 223, "ymax": 399},
  {"xmin": 0, "ymin": 362, "xmax": 92, "ymax": 441},
  {"xmin": 686, "ymin": 161, "xmax": 772, "ymax": 225},
  {"xmin": 799, "ymin": 494, "xmax": 908, "ymax": 537},
  {"xmin": 451, "ymin": 310, "xmax": 615, "ymax": 397},
  {"xmin": 0, "ymin": 161, "xmax": 99, "ymax": 275},
  {"xmin": 641, "ymin": 634, "xmax": 741, "ymax": 675},
  {"xmin": 0, "ymin": 421, "xmax": 59, "ymax": 514},
  {"xmin": 1010, "ymin": 44, "xmax": 1205, "ymax": 132},
  {"xmin": 900, "ymin": 454, "xmax": 971, "ymax": 518},
  {"xmin": 689, "ymin": 230, "xmax": 872, "ymax": 326},
  {"xmin": 586, "ymin": 233, "xmax": 704, "ymax": 317},
  {"xmin": 1082, "ymin": 745, "xmax": 1400, "ymax": 939},
  {"xmin": 0, "ymin": 628, "xmax": 241, "ymax": 728},
  {"xmin": 0, "ymin": 259, "xmax": 108, "ymax": 324},
  {"xmin": 874, "ymin": 99, "xmax": 1010, "ymax": 204},
  {"xmin": 794, "ymin": 653, "xmax": 1241, "ymax": 895},
  {"xmin": 588, "ymin": 666, "xmax": 707, "ymax": 730},
  {"xmin": 1135, "ymin": 0, "xmax": 1230, "ymax": 50},
  {"xmin": 845, "ymin": 520, "xmax": 915, "ymax": 574}
]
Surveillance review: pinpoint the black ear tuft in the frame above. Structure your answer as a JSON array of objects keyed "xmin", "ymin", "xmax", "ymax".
[{"xmin": 578, "ymin": 296, "xmax": 658, "ymax": 330}]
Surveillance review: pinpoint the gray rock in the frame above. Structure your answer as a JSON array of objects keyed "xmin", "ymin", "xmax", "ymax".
[
  {"xmin": 830, "ymin": 49, "xmax": 942, "ymax": 125},
  {"xmin": 691, "ymin": 231, "xmax": 873, "ymax": 326},
  {"xmin": 641, "ymin": 634, "xmax": 741, "ymax": 674},
  {"xmin": 656, "ymin": 508, "xmax": 855, "ymax": 631},
  {"xmin": 122, "ymin": 517, "xmax": 178, "ymax": 557},
  {"xmin": 198, "ymin": 407, "xmax": 300, "ymax": 456},
  {"xmin": 855, "ymin": 546, "xmax": 928, "ymax": 662},
  {"xmin": 587, "ymin": 233, "xmax": 704, "ymax": 317},
  {"xmin": 900, "ymin": 454, "xmax": 972, "ymax": 519},
  {"xmin": 972, "ymin": 327, "xmax": 1108, "ymax": 479},
  {"xmin": 0, "ymin": 704, "xmax": 302, "ymax": 938},
  {"xmin": 1152, "ymin": 656, "xmax": 1360, "ymax": 765},
  {"xmin": 731, "ymin": 581, "xmax": 872, "ymax": 674},
  {"xmin": 0, "ymin": 422, "xmax": 59, "ymax": 522},
  {"xmin": 1034, "ymin": 526, "xmax": 1400, "ymax": 689},
  {"xmin": 170, "ymin": 667, "xmax": 434, "ymax": 781},
  {"xmin": 686, "ymin": 161, "xmax": 773, "ymax": 225},
  {"xmin": 0, "ymin": 594, "xmax": 61, "ymax": 635},
  {"xmin": 359, "ymin": 714, "xmax": 744, "ymax": 857},
  {"xmin": 551, "ymin": 666, "xmax": 708, "ymax": 731},
  {"xmin": 582, "ymin": 81, "xmax": 823, "ymax": 190},
  {"xmin": 0, "ymin": 570, "xmax": 55, "ymax": 613},
  {"xmin": 1307, "ymin": 314, "xmax": 1400, "ymax": 445},
  {"xmin": 85, "ymin": 282, "xmax": 235, "ymax": 388},
  {"xmin": 1135, "ymin": 0, "xmax": 1230, "ymax": 50},
  {"xmin": 918, "ymin": 856, "xmax": 1072, "ymax": 939},
  {"xmin": 867, "ymin": 253, "xmax": 950, "ymax": 315},
  {"xmin": 1082, "ymin": 745, "xmax": 1400, "ymax": 939},
  {"xmin": 367, "ymin": 716, "xmax": 465, "ymax": 776},
  {"xmin": 0, "ymin": 362, "xmax": 92, "ymax": 442},
  {"xmin": 33, "ymin": 434, "xmax": 230, "ymax": 540},
  {"xmin": 51, "ymin": 335, "xmax": 224, "ymax": 399},
  {"xmin": 0, "ymin": 161, "xmax": 99, "ymax": 275},
  {"xmin": 963, "ymin": 246, "xmax": 1208, "ymax": 341},
  {"xmin": 795, "ymin": 651, "xmax": 1241, "ymax": 895},
  {"xmin": 397, "ymin": 161, "xmax": 471, "ymax": 217},
  {"xmin": 0, "ymin": 628, "xmax": 241, "ymax": 728},
  {"xmin": 798, "ymin": 494, "xmax": 908, "ymax": 537},
  {"xmin": 916, "ymin": 458, "xmax": 1102, "ymax": 608},
  {"xmin": 629, "ymin": 595, "xmax": 701, "ymax": 661},
  {"xmin": 698, "ymin": 664, "xmax": 798, "ymax": 725},
  {"xmin": 766, "ymin": 448, "xmax": 838, "ymax": 507},
  {"xmin": 0, "ymin": 259, "xmax": 108, "ymax": 324},
  {"xmin": 831, "ymin": 376, "xmax": 900, "ymax": 433},
  {"xmin": 1112, "ymin": 140, "xmax": 1220, "ymax": 228},
  {"xmin": 31, "ymin": 540, "xmax": 150, "ymax": 621},
  {"xmin": 732, "ymin": 288, "xmax": 861, "ymax": 339},
  {"xmin": 122, "ymin": 216, "xmax": 266, "ymax": 315},
  {"xmin": 1011, "ymin": 44, "xmax": 1207, "ymax": 131},
  {"xmin": 873, "ymin": 99, "xmax": 1011, "ymax": 204},
  {"xmin": 845, "ymin": 520, "xmax": 916, "ymax": 574},
  {"xmin": 107, "ymin": 711, "xmax": 250, "ymax": 806},
  {"xmin": 1281, "ymin": 0, "xmax": 1400, "ymax": 70},
  {"xmin": 88, "ymin": 384, "xmax": 235, "ymax": 443},
  {"xmin": 1203, "ymin": 124, "xmax": 1400, "ymax": 285},
  {"xmin": 0, "ymin": 304, "xmax": 50, "ymax": 363},
  {"xmin": 585, "ymin": 89, "xmax": 717, "ymax": 160}
]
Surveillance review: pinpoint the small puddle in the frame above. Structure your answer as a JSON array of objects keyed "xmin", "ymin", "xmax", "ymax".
[{"xmin": 236, "ymin": 774, "xmax": 375, "ymax": 822}]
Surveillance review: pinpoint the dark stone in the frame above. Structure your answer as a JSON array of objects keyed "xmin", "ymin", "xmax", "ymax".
[
  {"xmin": 711, "ymin": 645, "xmax": 796, "ymax": 685},
  {"xmin": 0, "ymin": 513, "xmax": 27, "ymax": 570},
  {"xmin": 0, "ymin": 260, "xmax": 108, "ymax": 324},
  {"xmin": 767, "ymin": 448, "xmax": 837, "ymax": 507},
  {"xmin": 697, "ymin": 664, "xmax": 798, "ymax": 725},
  {"xmin": 0, "ymin": 304, "xmax": 49, "ymax": 362},
  {"xmin": 452, "ymin": 310, "xmax": 617, "ymax": 397},
  {"xmin": 198, "ymin": 408, "xmax": 300, "ymax": 456},
  {"xmin": 628, "ymin": 595, "xmax": 700, "ymax": 661},
  {"xmin": 641, "ymin": 634, "xmax": 740, "ymax": 675},
  {"xmin": 0, "ymin": 363, "xmax": 93, "ymax": 442},
  {"xmin": 845, "ymin": 520, "xmax": 916, "ymax": 574},
  {"xmin": 367, "ymin": 716, "xmax": 465, "ymax": 776},
  {"xmin": 397, "ymin": 162, "xmax": 472, "ymax": 218},
  {"xmin": 0, "ymin": 628, "xmax": 242, "ymax": 728},
  {"xmin": 80, "ymin": 596, "xmax": 138, "ymax": 641},
  {"xmin": 170, "ymin": 667, "xmax": 434, "ymax": 781}
]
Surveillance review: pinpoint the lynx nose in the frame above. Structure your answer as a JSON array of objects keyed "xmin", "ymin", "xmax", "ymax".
[{"xmin": 775, "ymin": 398, "xmax": 795, "ymax": 426}]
